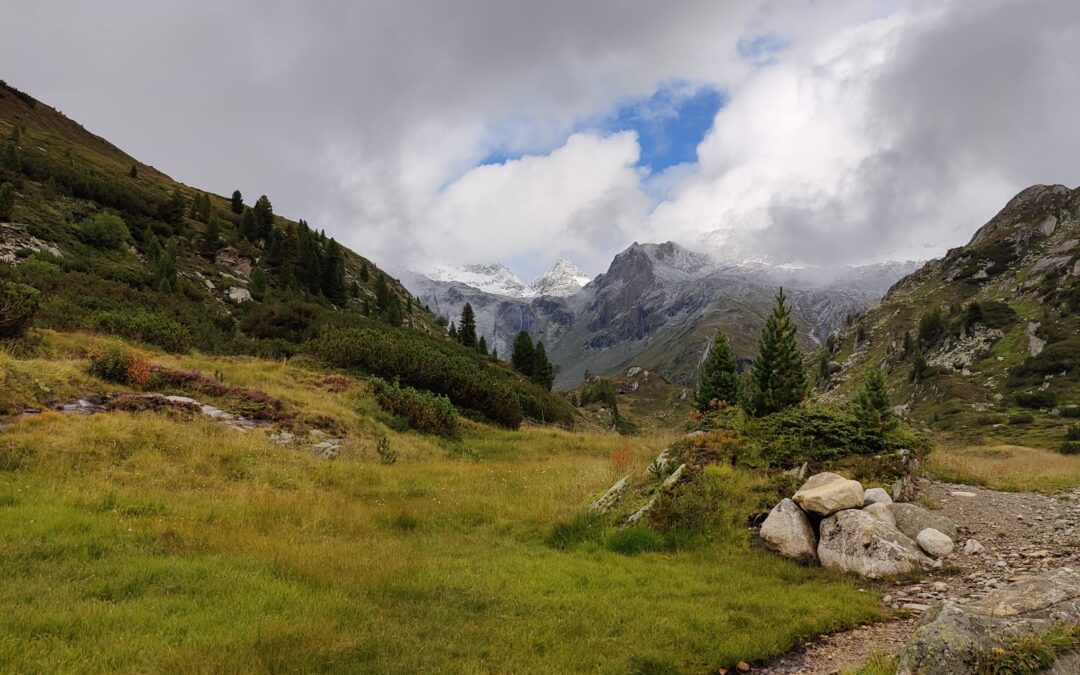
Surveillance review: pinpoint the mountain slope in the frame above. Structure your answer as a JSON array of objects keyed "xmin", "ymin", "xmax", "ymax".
[{"xmin": 817, "ymin": 184, "xmax": 1079, "ymax": 446}]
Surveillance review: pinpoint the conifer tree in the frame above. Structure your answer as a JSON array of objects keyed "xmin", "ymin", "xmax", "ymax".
[
  {"xmin": 2, "ymin": 141, "xmax": 21, "ymax": 171},
  {"xmin": 349, "ymin": 281, "xmax": 361, "ymax": 298},
  {"xmin": 203, "ymin": 217, "xmax": 222, "ymax": 256},
  {"xmin": 152, "ymin": 241, "xmax": 178, "ymax": 292},
  {"xmin": 360, "ymin": 263, "xmax": 369, "ymax": 282},
  {"xmin": 0, "ymin": 182, "xmax": 14, "ymax": 221},
  {"xmin": 252, "ymin": 196, "xmax": 274, "ymax": 240},
  {"xmin": 448, "ymin": 321, "xmax": 458, "ymax": 340},
  {"xmin": 161, "ymin": 188, "xmax": 186, "ymax": 224},
  {"xmin": 128, "ymin": 164, "xmax": 138, "ymax": 178},
  {"xmin": 531, "ymin": 341, "xmax": 554, "ymax": 390},
  {"xmin": 230, "ymin": 190, "xmax": 244, "ymax": 214},
  {"xmin": 746, "ymin": 288, "xmax": 806, "ymax": 416},
  {"xmin": 374, "ymin": 273, "xmax": 390, "ymax": 312},
  {"xmin": 851, "ymin": 367, "xmax": 897, "ymax": 433},
  {"xmin": 478, "ymin": 335, "xmax": 488, "ymax": 356},
  {"xmin": 458, "ymin": 303, "xmax": 477, "ymax": 347},
  {"xmin": 241, "ymin": 208, "xmax": 258, "ymax": 241},
  {"xmin": 694, "ymin": 329, "xmax": 740, "ymax": 411},
  {"xmin": 511, "ymin": 331, "xmax": 535, "ymax": 377},
  {"xmin": 249, "ymin": 267, "xmax": 267, "ymax": 301},
  {"xmin": 490, "ymin": 346, "xmax": 498, "ymax": 361},
  {"xmin": 321, "ymin": 239, "xmax": 347, "ymax": 305},
  {"xmin": 385, "ymin": 295, "xmax": 403, "ymax": 327}
]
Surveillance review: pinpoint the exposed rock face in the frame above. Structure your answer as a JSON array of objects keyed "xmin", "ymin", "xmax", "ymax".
[
  {"xmin": 916, "ymin": 528, "xmax": 955, "ymax": 558},
  {"xmin": 863, "ymin": 487, "xmax": 893, "ymax": 507},
  {"xmin": 215, "ymin": 246, "xmax": 252, "ymax": 278},
  {"xmin": 863, "ymin": 502, "xmax": 896, "ymax": 527},
  {"xmin": 589, "ymin": 475, "xmax": 630, "ymax": 513},
  {"xmin": 890, "ymin": 503, "xmax": 958, "ymax": 541},
  {"xmin": 897, "ymin": 568, "xmax": 1080, "ymax": 675},
  {"xmin": 793, "ymin": 472, "xmax": 865, "ymax": 516},
  {"xmin": 227, "ymin": 286, "xmax": 253, "ymax": 303},
  {"xmin": 759, "ymin": 498, "xmax": 817, "ymax": 562},
  {"xmin": 817, "ymin": 509, "xmax": 934, "ymax": 579}
]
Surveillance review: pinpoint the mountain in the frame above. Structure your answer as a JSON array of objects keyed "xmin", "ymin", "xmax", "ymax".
[
  {"xmin": 528, "ymin": 259, "xmax": 591, "ymax": 297},
  {"xmin": 423, "ymin": 258, "xmax": 590, "ymax": 299},
  {"xmin": 412, "ymin": 240, "xmax": 916, "ymax": 388},
  {"xmin": 816, "ymin": 184, "xmax": 1079, "ymax": 444}
]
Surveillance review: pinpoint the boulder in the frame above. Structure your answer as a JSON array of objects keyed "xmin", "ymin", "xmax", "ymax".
[
  {"xmin": 626, "ymin": 497, "xmax": 656, "ymax": 525},
  {"xmin": 759, "ymin": 498, "xmax": 817, "ymax": 562},
  {"xmin": 793, "ymin": 472, "xmax": 864, "ymax": 516},
  {"xmin": 963, "ymin": 539, "xmax": 985, "ymax": 556},
  {"xmin": 662, "ymin": 463, "xmax": 687, "ymax": 490},
  {"xmin": 889, "ymin": 502, "xmax": 957, "ymax": 541},
  {"xmin": 916, "ymin": 528, "xmax": 955, "ymax": 558},
  {"xmin": 589, "ymin": 475, "xmax": 630, "ymax": 513},
  {"xmin": 863, "ymin": 487, "xmax": 893, "ymax": 507},
  {"xmin": 898, "ymin": 568, "xmax": 1080, "ymax": 675},
  {"xmin": 863, "ymin": 502, "xmax": 896, "ymax": 527},
  {"xmin": 817, "ymin": 509, "xmax": 934, "ymax": 579}
]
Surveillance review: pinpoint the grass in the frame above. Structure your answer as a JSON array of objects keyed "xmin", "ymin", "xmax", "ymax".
[
  {"xmin": 0, "ymin": 333, "xmax": 883, "ymax": 673},
  {"xmin": 980, "ymin": 623, "xmax": 1080, "ymax": 674},
  {"xmin": 927, "ymin": 442, "xmax": 1080, "ymax": 493}
]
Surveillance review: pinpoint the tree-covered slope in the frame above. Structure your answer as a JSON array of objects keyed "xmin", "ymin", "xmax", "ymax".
[{"xmin": 816, "ymin": 184, "xmax": 1079, "ymax": 448}]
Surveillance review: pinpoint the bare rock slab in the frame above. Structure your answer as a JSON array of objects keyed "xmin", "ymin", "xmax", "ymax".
[
  {"xmin": 760, "ymin": 498, "xmax": 817, "ymax": 562},
  {"xmin": 794, "ymin": 472, "xmax": 864, "ymax": 516},
  {"xmin": 889, "ymin": 502, "xmax": 958, "ymax": 541},
  {"xmin": 818, "ymin": 509, "xmax": 934, "ymax": 579},
  {"xmin": 589, "ymin": 475, "xmax": 629, "ymax": 513}
]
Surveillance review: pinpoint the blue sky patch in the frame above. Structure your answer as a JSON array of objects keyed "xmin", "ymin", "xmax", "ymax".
[
  {"xmin": 477, "ymin": 81, "xmax": 725, "ymax": 174},
  {"xmin": 737, "ymin": 33, "xmax": 790, "ymax": 66}
]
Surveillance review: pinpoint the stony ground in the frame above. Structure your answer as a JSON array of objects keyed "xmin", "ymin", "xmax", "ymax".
[{"xmin": 762, "ymin": 478, "xmax": 1080, "ymax": 674}]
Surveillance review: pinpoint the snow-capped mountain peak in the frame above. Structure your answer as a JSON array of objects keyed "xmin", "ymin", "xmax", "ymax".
[{"xmin": 528, "ymin": 259, "xmax": 591, "ymax": 297}]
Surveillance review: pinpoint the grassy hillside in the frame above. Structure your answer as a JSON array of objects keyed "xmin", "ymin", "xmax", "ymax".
[
  {"xmin": 815, "ymin": 184, "xmax": 1079, "ymax": 452},
  {"xmin": 0, "ymin": 330, "xmax": 882, "ymax": 673},
  {"xmin": 0, "ymin": 80, "xmax": 574, "ymax": 428}
]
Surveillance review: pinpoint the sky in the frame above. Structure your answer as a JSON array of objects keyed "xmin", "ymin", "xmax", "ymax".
[{"xmin": 3, "ymin": 0, "xmax": 1079, "ymax": 278}]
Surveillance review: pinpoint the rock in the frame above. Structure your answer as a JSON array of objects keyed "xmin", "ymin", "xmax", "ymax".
[
  {"xmin": 963, "ymin": 539, "xmax": 985, "ymax": 556},
  {"xmin": 917, "ymin": 528, "xmax": 955, "ymax": 558},
  {"xmin": 589, "ymin": 475, "xmax": 630, "ymax": 513},
  {"xmin": 949, "ymin": 491, "xmax": 977, "ymax": 498},
  {"xmin": 903, "ymin": 603, "xmax": 931, "ymax": 612},
  {"xmin": 864, "ymin": 502, "xmax": 896, "ymax": 527},
  {"xmin": 784, "ymin": 462, "xmax": 808, "ymax": 480},
  {"xmin": 662, "ymin": 463, "xmax": 687, "ymax": 490},
  {"xmin": 863, "ymin": 487, "xmax": 893, "ymax": 507},
  {"xmin": 793, "ymin": 472, "xmax": 864, "ymax": 516},
  {"xmin": 889, "ymin": 503, "xmax": 958, "ymax": 541},
  {"xmin": 736, "ymin": 661, "xmax": 750, "ymax": 673},
  {"xmin": 898, "ymin": 568, "xmax": 1080, "ymax": 675},
  {"xmin": 228, "ymin": 286, "xmax": 253, "ymax": 303},
  {"xmin": 626, "ymin": 497, "xmax": 656, "ymax": 525},
  {"xmin": 1026, "ymin": 321, "xmax": 1046, "ymax": 357},
  {"xmin": 626, "ymin": 366, "xmax": 643, "ymax": 377},
  {"xmin": 759, "ymin": 498, "xmax": 817, "ymax": 562},
  {"xmin": 817, "ymin": 509, "xmax": 934, "ymax": 579},
  {"xmin": 892, "ymin": 474, "xmax": 917, "ymax": 503}
]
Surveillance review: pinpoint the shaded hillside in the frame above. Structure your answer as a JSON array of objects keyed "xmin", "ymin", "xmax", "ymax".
[
  {"xmin": 817, "ymin": 184, "xmax": 1079, "ymax": 448},
  {"xmin": 0, "ymin": 80, "xmax": 573, "ymax": 427}
]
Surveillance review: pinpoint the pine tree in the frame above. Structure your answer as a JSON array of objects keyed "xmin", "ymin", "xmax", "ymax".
[
  {"xmin": 161, "ymin": 188, "xmax": 186, "ymax": 224},
  {"xmin": 374, "ymin": 273, "xmax": 390, "ymax": 312},
  {"xmin": 203, "ymin": 217, "xmax": 222, "ymax": 256},
  {"xmin": 531, "ymin": 341, "xmax": 554, "ymax": 390},
  {"xmin": 349, "ymin": 281, "xmax": 361, "ymax": 298},
  {"xmin": 241, "ymin": 208, "xmax": 258, "ymax": 241},
  {"xmin": 851, "ymin": 367, "xmax": 897, "ymax": 433},
  {"xmin": 458, "ymin": 303, "xmax": 477, "ymax": 347},
  {"xmin": 252, "ymin": 196, "xmax": 273, "ymax": 240},
  {"xmin": 0, "ymin": 182, "xmax": 14, "ymax": 221},
  {"xmin": 902, "ymin": 331, "xmax": 914, "ymax": 358},
  {"xmin": 250, "ymin": 267, "xmax": 267, "ymax": 301},
  {"xmin": 746, "ymin": 288, "xmax": 806, "ymax": 416},
  {"xmin": 910, "ymin": 349, "xmax": 928, "ymax": 382},
  {"xmin": 478, "ymin": 335, "xmax": 488, "ymax": 356},
  {"xmin": 490, "ymin": 346, "xmax": 498, "ymax": 361},
  {"xmin": 230, "ymin": 190, "xmax": 244, "ymax": 214},
  {"xmin": 152, "ymin": 241, "xmax": 179, "ymax": 292},
  {"xmin": 511, "ymin": 331, "xmax": 535, "ymax": 377},
  {"xmin": 128, "ymin": 164, "xmax": 138, "ymax": 178},
  {"xmin": 360, "ymin": 263, "xmax": 369, "ymax": 282},
  {"xmin": 694, "ymin": 329, "xmax": 740, "ymax": 411},
  {"xmin": 2, "ymin": 141, "xmax": 21, "ymax": 171},
  {"xmin": 321, "ymin": 239, "xmax": 347, "ymax": 305},
  {"xmin": 448, "ymin": 321, "xmax": 458, "ymax": 340}
]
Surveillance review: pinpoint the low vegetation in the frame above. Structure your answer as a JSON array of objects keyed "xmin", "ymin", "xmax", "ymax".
[{"xmin": 926, "ymin": 442, "xmax": 1080, "ymax": 493}]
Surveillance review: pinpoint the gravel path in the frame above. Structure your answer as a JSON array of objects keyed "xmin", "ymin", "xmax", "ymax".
[{"xmin": 761, "ymin": 478, "xmax": 1080, "ymax": 674}]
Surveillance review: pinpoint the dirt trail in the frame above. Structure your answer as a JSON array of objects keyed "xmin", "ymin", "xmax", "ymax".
[{"xmin": 762, "ymin": 477, "xmax": 1080, "ymax": 674}]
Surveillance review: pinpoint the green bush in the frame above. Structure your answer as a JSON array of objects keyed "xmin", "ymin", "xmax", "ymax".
[
  {"xmin": 1065, "ymin": 425, "xmax": 1080, "ymax": 441},
  {"xmin": 1062, "ymin": 406, "xmax": 1080, "ymax": 419},
  {"xmin": 1009, "ymin": 339, "xmax": 1080, "ymax": 384},
  {"xmin": 1060, "ymin": 442, "xmax": 1080, "ymax": 456},
  {"xmin": 80, "ymin": 213, "xmax": 130, "ymax": 249},
  {"xmin": 0, "ymin": 280, "xmax": 39, "ymax": 338},
  {"xmin": 605, "ymin": 525, "xmax": 666, "ymax": 555},
  {"xmin": 91, "ymin": 308, "xmax": 190, "ymax": 352},
  {"xmin": 370, "ymin": 377, "xmax": 459, "ymax": 435},
  {"xmin": 1014, "ymin": 391, "xmax": 1057, "ymax": 409},
  {"xmin": 0, "ymin": 182, "xmax": 14, "ymax": 220},
  {"xmin": 1008, "ymin": 412, "xmax": 1034, "ymax": 425},
  {"xmin": 88, "ymin": 347, "xmax": 138, "ymax": 384}
]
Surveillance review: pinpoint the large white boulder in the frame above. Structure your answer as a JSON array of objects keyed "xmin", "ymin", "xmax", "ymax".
[
  {"xmin": 759, "ymin": 498, "xmax": 817, "ymax": 562},
  {"xmin": 793, "ymin": 472, "xmax": 864, "ymax": 516},
  {"xmin": 889, "ymin": 503, "xmax": 958, "ymax": 541},
  {"xmin": 916, "ymin": 528, "xmax": 955, "ymax": 558},
  {"xmin": 817, "ymin": 509, "xmax": 934, "ymax": 579}
]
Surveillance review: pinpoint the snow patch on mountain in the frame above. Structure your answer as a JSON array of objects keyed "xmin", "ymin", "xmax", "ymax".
[
  {"xmin": 422, "ymin": 259, "xmax": 590, "ymax": 298},
  {"xmin": 528, "ymin": 259, "xmax": 592, "ymax": 297}
]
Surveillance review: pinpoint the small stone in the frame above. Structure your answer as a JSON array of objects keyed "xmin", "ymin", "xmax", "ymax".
[
  {"xmin": 737, "ymin": 662, "xmax": 750, "ymax": 673},
  {"xmin": 963, "ymin": 539, "xmax": 985, "ymax": 556},
  {"xmin": 902, "ymin": 602, "xmax": 930, "ymax": 612},
  {"xmin": 949, "ymin": 491, "xmax": 977, "ymax": 498},
  {"xmin": 932, "ymin": 582, "xmax": 949, "ymax": 593}
]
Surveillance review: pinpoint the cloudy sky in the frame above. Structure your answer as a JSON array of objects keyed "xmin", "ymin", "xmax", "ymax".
[{"xmin": 4, "ymin": 0, "xmax": 1079, "ymax": 277}]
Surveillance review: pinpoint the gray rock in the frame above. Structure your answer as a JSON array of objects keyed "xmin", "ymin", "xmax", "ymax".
[
  {"xmin": 963, "ymin": 539, "xmax": 985, "ymax": 556},
  {"xmin": 817, "ymin": 509, "xmax": 934, "ymax": 579},
  {"xmin": 863, "ymin": 487, "xmax": 893, "ymax": 507},
  {"xmin": 898, "ymin": 568, "xmax": 1080, "ymax": 675},
  {"xmin": 759, "ymin": 498, "xmax": 817, "ymax": 562},
  {"xmin": 661, "ymin": 463, "xmax": 687, "ymax": 490},
  {"xmin": 626, "ymin": 497, "xmax": 656, "ymax": 525},
  {"xmin": 227, "ymin": 286, "xmax": 253, "ymax": 303},
  {"xmin": 917, "ymin": 528, "xmax": 955, "ymax": 558},
  {"xmin": 890, "ymin": 502, "xmax": 958, "ymax": 541},
  {"xmin": 864, "ymin": 502, "xmax": 896, "ymax": 527},
  {"xmin": 589, "ymin": 475, "xmax": 630, "ymax": 513},
  {"xmin": 793, "ymin": 472, "xmax": 864, "ymax": 516}
]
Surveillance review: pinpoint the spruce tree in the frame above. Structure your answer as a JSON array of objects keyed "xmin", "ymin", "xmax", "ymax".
[
  {"xmin": 252, "ymin": 196, "xmax": 274, "ymax": 240},
  {"xmin": 458, "ymin": 303, "xmax": 477, "ymax": 347},
  {"xmin": 746, "ymin": 288, "xmax": 806, "ymax": 416},
  {"xmin": 152, "ymin": 241, "xmax": 178, "ymax": 292},
  {"xmin": 490, "ymin": 346, "xmax": 498, "ymax": 361},
  {"xmin": 204, "ymin": 217, "xmax": 222, "ymax": 256},
  {"xmin": 694, "ymin": 329, "xmax": 740, "ymax": 411},
  {"xmin": 321, "ymin": 239, "xmax": 347, "ymax": 305},
  {"xmin": 531, "ymin": 341, "xmax": 554, "ymax": 390},
  {"xmin": 241, "ymin": 208, "xmax": 258, "ymax": 241},
  {"xmin": 230, "ymin": 190, "xmax": 244, "ymax": 214},
  {"xmin": 448, "ymin": 321, "xmax": 458, "ymax": 340},
  {"xmin": 511, "ymin": 331, "xmax": 535, "ymax": 376},
  {"xmin": 374, "ymin": 273, "xmax": 390, "ymax": 312},
  {"xmin": 385, "ymin": 295, "xmax": 403, "ymax": 326},
  {"xmin": 851, "ymin": 367, "xmax": 897, "ymax": 433},
  {"xmin": 128, "ymin": 164, "xmax": 138, "ymax": 178},
  {"xmin": 249, "ymin": 267, "xmax": 267, "ymax": 301},
  {"xmin": 360, "ymin": 263, "xmax": 369, "ymax": 282},
  {"xmin": 478, "ymin": 335, "xmax": 488, "ymax": 356},
  {"xmin": 0, "ymin": 182, "xmax": 14, "ymax": 221}
]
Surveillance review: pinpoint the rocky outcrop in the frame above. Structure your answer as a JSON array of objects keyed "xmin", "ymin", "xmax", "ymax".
[
  {"xmin": 793, "ymin": 472, "xmax": 865, "ymax": 516},
  {"xmin": 890, "ymin": 503, "xmax": 958, "ymax": 541},
  {"xmin": 759, "ymin": 498, "xmax": 817, "ymax": 562},
  {"xmin": 817, "ymin": 509, "xmax": 934, "ymax": 579},
  {"xmin": 897, "ymin": 568, "xmax": 1080, "ymax": 675},
  {"xmin": 589, "ymin": 475, "xmax": 630, "ymax": 513}
]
